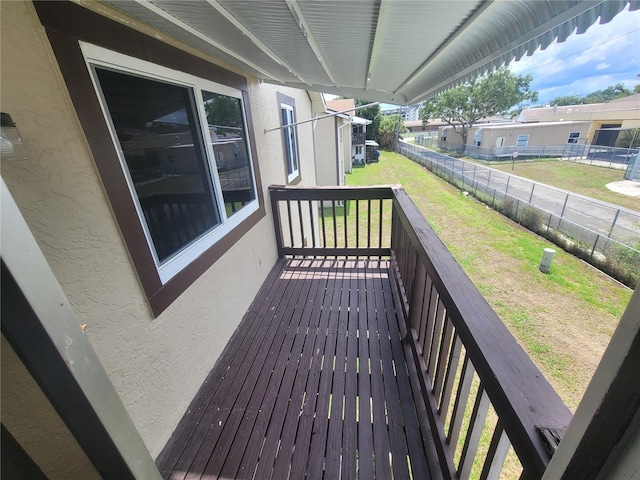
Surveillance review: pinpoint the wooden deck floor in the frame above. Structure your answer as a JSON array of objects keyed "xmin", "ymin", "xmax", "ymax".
[{"xmin": 156, "ymin": 257, "xmax": 439, "ymax": 480}]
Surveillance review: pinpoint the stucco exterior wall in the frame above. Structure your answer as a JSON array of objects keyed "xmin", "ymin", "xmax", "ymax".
[
  {"xmin": 1, "ymin": 336, "xmax": 101, "ymax": 480},
  {"xmin": 1, "ymin": 0, "xmax": 316, "ymax": 460},
  {"xmin": 478, "ymin": 123, "xmax": 591, "ymax": 147},
  {"xmin": 314, "ymin": 116, "xmax": 339, "ymax": 186}
]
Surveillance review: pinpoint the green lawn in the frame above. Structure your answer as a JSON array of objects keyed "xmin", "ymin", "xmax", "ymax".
[
  {"xmin": 346, "ymin": 152, "xmax": 633, "ymax": 411},
  {"xmin": 473, "ymin": 159, "xmax": 639, "ymax": 211}
]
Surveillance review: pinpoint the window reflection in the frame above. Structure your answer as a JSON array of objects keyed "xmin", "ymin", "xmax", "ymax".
[
  {"xmin": 202, "ymin": 91, "xmax": 256, "ymax": 217},
  {"xmin": 95, "ymin": 68, "xmax": 221, "ymax": 263}
]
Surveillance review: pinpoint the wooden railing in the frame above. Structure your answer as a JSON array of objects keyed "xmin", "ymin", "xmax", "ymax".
[
  {"xmin": 352, "ymin": 132, "xmax": 366, "ymax": 145},
  {"xmin": 269, "ymin": 185, "xmax": 572, "ymax": 479},
  {"xmin": 269, "ymin": 185, "xmax": 395, "ymax": 257}
]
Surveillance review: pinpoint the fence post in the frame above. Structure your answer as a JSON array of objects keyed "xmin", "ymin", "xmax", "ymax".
[
  {"xmin": 529, "ymin": 184, "xmax": 536, "ymax": 204},
  {"xmin": 560, "ymin": 194, "xmax": 569, "ymax": 218},
  {"xmin": 608, "ymin": 209, "xmax": 621, "ymax": 239},
  {"xmin": 487, "ymin": 169, "xmax": 492, "ymax": 189},
  {"xmin": 591, "ymin": 234, "xmax": 600, "ymax": 258},
  {"xmin": 505, "ymin": 175, "xmax": 510, "ymax": 194},
  {"xmin": 473, "ymin": 164, "xmax": 477, "ymax": 183}
]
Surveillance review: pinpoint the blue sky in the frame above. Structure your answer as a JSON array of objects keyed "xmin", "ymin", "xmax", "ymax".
[{"xmin": 509, "ymin": 4, "xmax": 640, "ymax": 106}]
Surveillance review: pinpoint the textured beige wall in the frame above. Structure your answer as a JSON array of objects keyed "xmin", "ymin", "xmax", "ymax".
[
  {"xmin": 1, "ymin": 336, "xmax": 101, "ymax": 480},
  {"xmin": 314, "ymin": 116, "xmax": 339, "ymax": 186},
  {"xmin": 1, "ymin": 0, "xmax": 316, "ymax": 459},
  {"xmin": 479, "ymin": 123, "xmax": 590, "ymax": 147}
]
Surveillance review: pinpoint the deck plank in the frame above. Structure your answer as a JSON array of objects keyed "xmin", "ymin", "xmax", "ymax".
[
  {"xmin": 367, "ymin": 259, "xmax": 393, "ymax": 479},
  {"xmin": 163, "ymin": 259, "xmax": 291, "ymax": 480},
  {"xmin": 208, "ymin": 259, "xmax": 317, "ymax": 479},
  {"xmin": 183, "ymin": 259, "xmax": 311, "ymax": 480},
  {"xmin": 341, "ymin": 261, "xmax": 360, "ymax": 480},
  {"xmin": 157, "ymin": 257, "xmax": 436, "ymax": 480}
]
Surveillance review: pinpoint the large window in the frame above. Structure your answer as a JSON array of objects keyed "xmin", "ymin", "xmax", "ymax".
[
  {"xmin": 84, "ymin": 44, "xmax": 258, "ymax": 285},
  {"xmin": 278, "ymin": 93, "xmax": 300, "ymax": 183}
]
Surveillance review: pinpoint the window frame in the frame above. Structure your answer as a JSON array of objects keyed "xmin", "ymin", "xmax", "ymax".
[
  {"xmin": 36, "ymin": 1, "xmax": 265, "ymax": 316},
  {"xmin": 516, "ymin": 134, "xmax": 530, "ymax": 147},
  {"xmin": 567, "ymin": 132, "xmax": 580, "ymax": 144},
  {"xmin": 277, "ymin": 93, "xmax": 301, "ymax": 184},
  {"xmin": 82, "ymin": 44, "xmax": 259, "ymax": 284}
]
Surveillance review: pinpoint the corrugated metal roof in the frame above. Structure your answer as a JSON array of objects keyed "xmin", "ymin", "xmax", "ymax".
[{"xmin": 103, "ymin": 0, "xmax": 640, "ymax": 104}]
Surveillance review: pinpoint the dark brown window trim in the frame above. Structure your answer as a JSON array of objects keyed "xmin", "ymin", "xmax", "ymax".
[
  {"xmin": 34, "ymin": 1, "xmax": 265, "ymax": 317},
  {"xmin": 276, "ymin": 92, "xmax": 302, "ymax": 185}
]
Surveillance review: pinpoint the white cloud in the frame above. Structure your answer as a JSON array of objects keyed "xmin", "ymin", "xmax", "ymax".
[{"xmin": 509, "ymin": 6, "xmax": 640, "ymax": 103}]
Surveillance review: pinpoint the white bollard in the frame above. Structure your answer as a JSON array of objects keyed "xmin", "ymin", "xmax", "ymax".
[{"xmin": 539, "ymin": 248, "xmax": 556, "ymax": 273}]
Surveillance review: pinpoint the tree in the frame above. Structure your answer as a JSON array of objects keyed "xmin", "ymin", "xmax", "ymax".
[
  {"xmin": 583, "ymin": 83, "xmax": 632, "ymax": 104},
  {"xmin": 634, "ymin": 84, "xmax": 640, "ymax": 94},
  {"xmin": 376, "ymin": 114, "xmax": 406, "ymax": 149},
  {"xmin": 204, "ymin": 94, "xmax": 242, "ymax": 136},
  {"xmin": 551, "ymin": 83, "xmax": 634, "ymax": 106},
  {"xmin": 419, "ymin": 67, "xmax": 537, "ymax": 149},
  {"xmin": 354, "ymin": 99, "xmax": 381, "ymax": 140},
  {"xmin": 616, "ymin": 128, "xmax": 640, "ymax": 149},
  {"xmin": 551, "ymin": 94, "xmax": 583, "ymax": 106}
]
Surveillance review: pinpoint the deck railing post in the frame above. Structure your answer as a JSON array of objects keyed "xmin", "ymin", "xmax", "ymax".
[{"xmin": 269, "ymin": 186, "xmax": 285, "ymax": 257}]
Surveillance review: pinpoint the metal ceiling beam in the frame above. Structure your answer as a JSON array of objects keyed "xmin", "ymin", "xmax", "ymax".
[
  {"xmin": 284, "ymin": 0, "xmax": 340, "ymax": 88},
  {"xmin": 132, "ymin": 0, "xmax": 285, "ymax": 84},
  {"xmin": 205, "ymin": 0, "xmax": 312, "ymax": 86},
  {"xmin": 394, "ymin": 0, "xmax": 493, "ymax": 100},
  {"xmin": 364, "ymin": 0, "xmax": 387, "ymax": 91}
]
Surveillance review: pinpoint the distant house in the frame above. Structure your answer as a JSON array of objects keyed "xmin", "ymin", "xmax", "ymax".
[
  {"xmin": 518, "ymin": 94, "xmax": 640, "ymax": 147},
  {"xmin": 312, "ymin": 97, "xmax": 352, "ymax": 185},
  {"xmin": 326, "ymin": 99, "xmax": 372, "ymax": 169},
  {"xmin": 436, "ymin": 96, "xmax": 640, "ymax": 159}
]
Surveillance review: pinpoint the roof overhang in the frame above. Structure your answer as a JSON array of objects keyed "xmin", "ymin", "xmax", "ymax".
[
  {"xmin": 101, "ymin": 0, "xmax": 639, "ymax": 105},
  {"xmin": 351, "ymin": 116, "xmax": 373, "ymax": 126}
]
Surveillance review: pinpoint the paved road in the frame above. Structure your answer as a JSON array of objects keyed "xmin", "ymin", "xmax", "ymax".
[{"xmin": 401, "ymin": 144, "xmax": 640, "ymax": 249}]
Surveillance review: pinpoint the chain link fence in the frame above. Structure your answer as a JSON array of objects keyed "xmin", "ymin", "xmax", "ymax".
[{"xmin": 398, "ymin": 140, "xmax": 640, "ymax": 288}]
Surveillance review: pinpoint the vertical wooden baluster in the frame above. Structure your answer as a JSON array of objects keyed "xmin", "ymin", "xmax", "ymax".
[
  {"xmin": 308, "ymin": 200, "xmax": 316, "ymax": 248},
  {"xmin": 321, "ymin": 201, "xmax": 327, "ymax": 249},
  {"xmin": 418, "ymin": 275, "xmax": 433, "ymax": 348},
  {"xmin": 367, "ymin": 199, "xmax": 372, "ymax": 250},
  {"xmin": 423, "ymin": 284, "xmax": 439, "ymax": 360},
  {"xmin": 479, "ymin": 421, "xmax": 511, "ymax": 480},
  {"xmin": 428, "ymin": 299, "xmax": 447, "ymax": 378},
  {"xmin": 286, "ymin": 199, "xmax": 294, "ymax": 248},
  {"xmin": 439, "ymin": 334, "xmax": 463, "ymax": 418},
  {"xmin": 356, "ymin": 200, "xmax": 360, "ymax": 249},
  {"xmin": 433, "ymin": 317, "xmax": 454, "ymax": 399},
  {"xmin": 378, "ymin": 198, "xmax": 383, "ymax": 250},
  {"xmin": 344, "ymin": 199, "xmax": 348, "ymax": 249},
  {"xmin": 459, "ymin": 386, "xmax": 491, "ymax": 479},
  {"xmin": 409, "ymin": 262, "xmax": 427, "ymax": 333},
  {"xmin": 448, "ymin": 355, "xmax": 475, "ymax": 448},
  {"xmin": 332, "ymin": 200, "xmax": 337, "ymax": 248},
  {"xmin": 297, "ymin": 200, "xmax": 304, "ymax": 249}
]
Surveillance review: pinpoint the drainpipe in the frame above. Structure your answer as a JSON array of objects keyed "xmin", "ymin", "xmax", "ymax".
[{"xmin": 338, "ymin": 121, "xmax": 353, "ymax": 185}]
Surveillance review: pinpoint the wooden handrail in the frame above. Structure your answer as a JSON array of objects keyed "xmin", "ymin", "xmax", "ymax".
[{"xmin": 391, "ymin": 187, "xmax": 572, "ymax": 478}]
